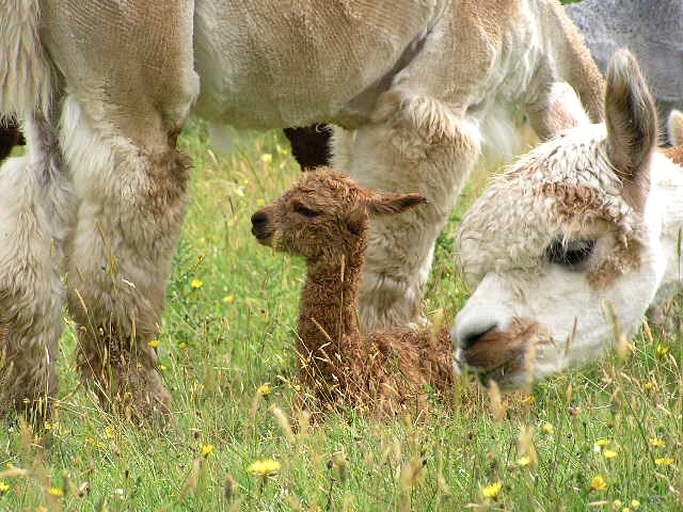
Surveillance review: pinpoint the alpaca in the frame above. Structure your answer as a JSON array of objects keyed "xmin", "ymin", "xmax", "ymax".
[
  {"xmin": 251, "ymin": 168, "xmax": 454, "ymax": 414},
  {"xmin": 0, "ymin": 0, "xmax": 603, "ymax": 421},
  {"xmin": 567, "ymin": 0, "xmax": 683, "ymax": 122},
  {"xmin": 452, "ymin": 49, "xmax": 683, "ymax": 389}
]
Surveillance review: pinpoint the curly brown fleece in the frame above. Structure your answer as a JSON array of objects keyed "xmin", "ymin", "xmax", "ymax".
[{"xmin": 252, "ymin": 168, "xmax": 454, "ymax": 416}]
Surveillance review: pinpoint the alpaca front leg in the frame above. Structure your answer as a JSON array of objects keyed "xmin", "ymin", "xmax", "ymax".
[
  {"xmin": 0, "ymin": 157, "xmax": 66, "ymax": 420},
  {"xmin": 333, "ymin": 93, "xmax": 481, "ymax": 330},
  {"xmin": 62, "ymin": 99, "xmax": 190, "ymax": 422}
]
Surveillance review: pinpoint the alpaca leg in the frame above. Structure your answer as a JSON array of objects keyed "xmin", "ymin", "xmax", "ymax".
[
  {"xmin": 45, "ymin": 1, "xmax": 199, "ymax": 421},
  {"xmin": 0, "ymin": 109, "xmax": 73, "ymax": 421},
  {"xmin": 333, "ymin": 92, "xmax": 481, "ymax": 330},
  {"xmin": 62, "ymin": 97, "xmax": 194, "ymax": 422}
]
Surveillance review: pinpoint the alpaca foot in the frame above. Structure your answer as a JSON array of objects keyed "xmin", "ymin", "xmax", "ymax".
[{"xmin": 91, "ymin": 364, "xmax": 171, "ymax": 426}]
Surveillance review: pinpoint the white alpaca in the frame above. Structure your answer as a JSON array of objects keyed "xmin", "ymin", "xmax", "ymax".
[
  {"xmin": 0, "ymin": 0, "xmax": 603, "ymax": 419},
  {"xmin": 453, "ymin": 49, "xmax": 683, "ymax": 389}
]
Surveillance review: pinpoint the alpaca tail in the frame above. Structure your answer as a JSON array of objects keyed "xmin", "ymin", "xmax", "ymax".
[{"xmin": 0, "ymin": 0, "xmax": 54, "ymax": 120}]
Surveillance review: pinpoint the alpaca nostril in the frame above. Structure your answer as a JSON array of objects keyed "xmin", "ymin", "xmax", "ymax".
[
  {"xmin": 251, "ymin": 211, "xmax": 268, "ymax": 227},
  {"xmin": 460, "ymin": 324, "xmax": 498, "ymax": 350}
]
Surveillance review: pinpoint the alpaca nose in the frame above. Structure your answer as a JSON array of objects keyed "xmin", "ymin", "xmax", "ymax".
[
  {"xmin": 459, "ymin": 323, "xmax": 498, "ymax": 349},
  {"xmin": 251, "ymin": 210, "xmax": 268, "ymax": 229}
]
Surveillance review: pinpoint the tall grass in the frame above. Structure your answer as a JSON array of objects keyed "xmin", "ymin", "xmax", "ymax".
[{"xmin": 0, "ymin": 121, "xmax": 680, "ymax": 511}]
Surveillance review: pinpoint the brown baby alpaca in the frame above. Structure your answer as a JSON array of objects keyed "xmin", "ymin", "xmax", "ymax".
[{"xmin": 252, "ymin": 168, "xmax": 454, "ymax": 416}]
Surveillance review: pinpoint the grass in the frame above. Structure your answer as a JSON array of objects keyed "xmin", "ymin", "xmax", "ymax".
[{"xmin": 0, "ymin": 120, "xmax": 681, "ymax": 511}]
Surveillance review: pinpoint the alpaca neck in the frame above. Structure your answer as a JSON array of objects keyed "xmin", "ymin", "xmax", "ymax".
[{"xmin": 297, "ymin": 250, "xmax": 364, "ymax": 363}]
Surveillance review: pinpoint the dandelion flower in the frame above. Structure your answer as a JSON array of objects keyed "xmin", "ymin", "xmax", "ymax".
[
  {"xmin": 643, "ymin": 381, "xmax": 656, "ymax": 390},
  {"xmin": 541, "ymin": 422, "xmax": 554, "ymax": 435},
  {"xmin": 148, "ymin": 339, "xmax": 160, "ymax": 349},
  {"xmin": 655, "ymin": 343, "xmax": 670, "ymax": 356},
  {"xmin": 648, "ymin": 437, "xmax": 665, "ymax": 448},
  {"xmin": 178, "ymin": 341, "xmax": 188, "ymax": 350},
  {"xmin": 654, "ymin": 457, "xmax": 674, "ymax": 466},
  {"xmin": 630, "ymin": 499, "xmax": 641, "ymax": 509},
  {"xmin": 247, "ymin": 459, "xmax": 281, "ymax": 476},
  {"xmin": 0, "ymin": 481, "xmax": 9, "ymax": 494},
  {"xmin": 590, "ymin": 475, "xmax": 607, "ymax": 491},
  {"xmin": 191, "ymin": 279, "xmax": 203, "ymax": 289},
  {"xmin": 593, "ymin": 439, "xmax": 611, "ymax": 452},
  {"xmin": 257, "ymin": 384, "xmax": 271, "ymax": 397},
  {"xmin": 516, "ymin": 456, "xmax": 532, "ymax": 467},
  {"xmin": 223, "ymin": 295, "xmax": 235, "ymax": 304},
  {"xmin": 159, "ymin": 364, "xmax": 168, "ymax": 372},
  {"xmin": 200, "ymin": 444, "xmax": 215, "ymax": 458},
  {"xmin": 613, "ymin": 500, "xmax": 623, "ymax": 509},
  {"xmin": 47, "ymin": 487, "xmax": 64, "ymax": 497},
  {"xmin": 481, "ymin": 481, "xmax": 502, "ymax": 499},
  {"xmin": 519, "ymin": 395, "xmax": 535, "ymax": 404},
  {"xmin": 603, "ymin": 449, "xmax": 618, "ymax": 459},
  {"xmin": 260, "ymin": 153, "xmax": 273, "ymax": 164}
]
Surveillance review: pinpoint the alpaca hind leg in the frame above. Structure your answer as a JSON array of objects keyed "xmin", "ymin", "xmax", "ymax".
[
  {"xmin": 0, "ymin": 110, "xmax": 73, "ymax": 421},
  {"xmin": 333, "ymin": 92, "xmax": 481, "ymax": 330}
]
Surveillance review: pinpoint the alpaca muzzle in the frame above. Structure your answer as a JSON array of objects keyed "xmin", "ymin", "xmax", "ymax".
[{"xmin": 250, "ymin": 210, "xmax": 273, "ymax": 244}]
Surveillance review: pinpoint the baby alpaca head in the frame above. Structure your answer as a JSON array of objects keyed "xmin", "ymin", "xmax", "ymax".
[{"xmin": 251, "ymin": 167, "xmax": 426, "ymax": 261}]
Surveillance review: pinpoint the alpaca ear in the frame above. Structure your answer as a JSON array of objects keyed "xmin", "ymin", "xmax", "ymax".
[
  {"xmin": 667, "ymin": 109, "xmax": 683, "ymax": 146},
  {"xmin": 544, "ymin": 82, "xmax": 591, "ymax": 137},
  {"xmin": 366, "ymin": 192, "xmax": 427, "ymax": 217},
  {"xmin": 604, "ymin": 49, "xmax": 657, "ymax": 211}
]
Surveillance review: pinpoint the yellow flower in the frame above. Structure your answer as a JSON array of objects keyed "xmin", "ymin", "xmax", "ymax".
[
  {"xmin": 590, "ymin": 475, "xmax": 608, "ymax": 491},
  {"xmin": 191, "ymin": 279, "xmax": 203, "ymax": 289},
  {"xmin": 47, "ymin": 487, "xmax": 64, "ymax": 497},
  {"xmin": 655, "ymin": 343, "xmax": 670, "ymax": 356},
  {"xmin": 257, "ymin": 384, "xmax": 271, "ymax": 397},
  {"xmin": 654, "ymin": 457, "xmax": 674, "ymax": 466},
  {"xmin": 0, "ymin": 481, "xmax": 9, "ymax": 494},
  {"xmin": 603, "ymin": 449, "xmax": 618, "ymax": 459},
  {"xmin": 104, "ymin": 425, "xmax": 116, "ymax": 439},
  {"xmin": 260, "ymin": 153, "xmax": 273, "ymax": 164},
  {"xmin": 200, "ymin": 444, "xmax": 215, "ymax": 458},
  {"xmin": 159, "ymin": 364, "xmax": 168, "ymax": 372},
  {"xmin": 519, "ymin": 394, "xmax": 535, "ymax": 404},
  {"xmin": 613, "ymin": 500, "xmax": 623, "ymax": 509},
  {"xmin": 178, "ymin": 342, "xmax": 188, "ymax": 350},
  {"xmin": 516, "ymin": 456, "xmax": 532, "ymax": 467},
  {"xmin": 593, "ymin": 439, "xmax": 611, "ymax": 452},
  {"xmin": 148, "ymin": 339, "xmax": 160, "ymax": 349},
  {"xmin": 541, "ymin": 422, "xmax": 554, "ymax": 435},
  {"xmin": 630, "ymin": 499, "xmax": 641, "ymax": 509},
  {"xmin": 223, "ymin": 295, "xmax": 235, "ymax": 304},
  {"xmin": 247, "ymin": 459, "xmax": 281, "ymax": 476},
  {"xmin": 643, "ymin": 381, "xmax": 656, "ymax": 390},
  {"xmin": 481, "ymin": 481, "xmax": 502, "ymax": 499},
  {"xmin": 648, "ymin": 437, "xmax": 665, "ymax": 448}
]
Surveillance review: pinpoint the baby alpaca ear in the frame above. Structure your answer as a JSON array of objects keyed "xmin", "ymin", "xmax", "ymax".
[
  {"xmin": 544, "ymin": 82, "xmax": 591, "ymax": 137},
  {"xmin": 366, "ymin": 192, "xmax": 427, "ymax": 217}
]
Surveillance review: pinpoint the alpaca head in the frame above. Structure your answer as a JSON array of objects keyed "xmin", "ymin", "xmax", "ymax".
[
  {"xmin": 251, "ymin": 168, "xmax": 426, "ymax": 262},
  {"xmin": 453, "ymin": 49, "xmax": 667, "ymax": 389}
]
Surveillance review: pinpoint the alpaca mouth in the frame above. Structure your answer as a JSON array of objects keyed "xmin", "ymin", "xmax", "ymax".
[{"xmin": 251, "ymin": 227, "xmax": 273, "ymax": 245}]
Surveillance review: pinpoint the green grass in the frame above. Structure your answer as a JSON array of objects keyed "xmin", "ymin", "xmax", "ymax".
[{"xmin": 0, "ymin": 121, "xmax": 681, "ymax": 511}]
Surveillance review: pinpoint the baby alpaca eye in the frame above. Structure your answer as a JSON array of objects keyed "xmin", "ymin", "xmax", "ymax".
[
  {"xmin": 294, "ymin": 203, "xmax": 320, "ymax": 218},
  {"xmin": 545, "ymin": 238, "xmax": 595, "ymax": 269}
]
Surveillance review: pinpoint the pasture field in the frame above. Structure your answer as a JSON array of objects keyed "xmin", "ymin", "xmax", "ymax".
[{"xmin": 0, "ymin": 122, "xmax": 680, "ymax": 511}]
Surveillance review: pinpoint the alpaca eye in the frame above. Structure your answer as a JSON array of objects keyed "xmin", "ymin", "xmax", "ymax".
[
  {"xmin": 294, "ymin": 204, "xmax": 320, "ymax": 218},
  {"xmin": 545, "ymin": 238, "xmax": 595, "ymax": 269}
]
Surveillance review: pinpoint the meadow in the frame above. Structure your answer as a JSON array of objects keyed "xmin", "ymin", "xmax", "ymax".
[{"xmin": 0, "ymin": 120, "xmax": 680, "ymax": 511}]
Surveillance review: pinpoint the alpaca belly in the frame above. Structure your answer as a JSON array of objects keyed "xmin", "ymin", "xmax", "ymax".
[{"xmin": 193, "ymin": 0, "xmax": 442, "ymax": 128}]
